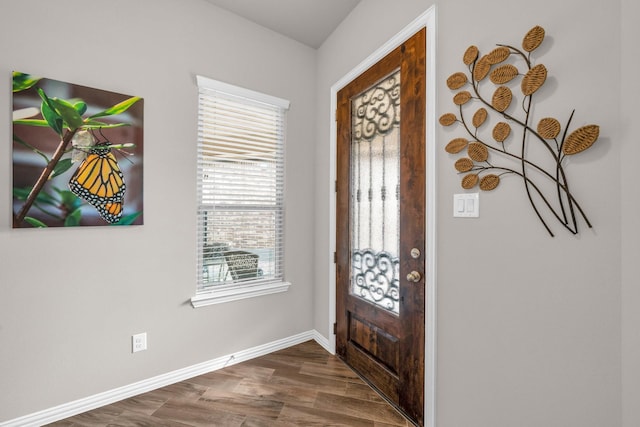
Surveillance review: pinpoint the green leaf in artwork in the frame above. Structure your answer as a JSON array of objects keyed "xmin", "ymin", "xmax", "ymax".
[
  {"xmin": 37, "ymin": 87, "xmax": 57, "ymax": 111},
  {"xmin": 13, "ymin": 187, "xmax": 60, "ymax": 210},
  {"xmin": 13, "ymin": 187, "xmax": 57, "ymax": 206},
  {"xmin": 41, "ymin": 101, "xmax": 64, "ymax": 135},
  {"xmin": 38, "ymin": 190, "xmax": 58, "ymax": 206},
  {"xmin": 12, "ymin": 119, "xmax": 50, "ymax": 127},
  {"xmin": 81, "ymin": 120, "xmax": 131, "ymax": 129},
  {"xmin": 50, "ymin": 97, "xmax": 84, "ymax": 129},
  {"xmin": 55, "ymin": 189, "xmax": 82, "ymax": 211},
  {"xmin": 37, "ymin": 88, "xmax": 64, "ymax": 135},
  {"xmin": 113, "ymin": 211, "xmax": 142, "ymax": 225},
  {"xmin": 64, "ymin": 208, "xmax": 82, "ymax": 226},
  {"xmin": 12, "ymin": 72, "xmax": 41, "ymax": 92},
  {"xmin": 12, "ymin": 187, "xmax": 31, "ymax": 200},
  {"xmin": 24, "ymin": 217, "xmax": 48, "ymax": 228},
  {"xmin": 74, "ymin": 101, "xmax": 88, "ymax": 116},
  {"xmin": 89, "ymin": 96, "xmax": 141, "ymax": 119},
  {"xmin": 13, "ymin": 133, "xmax": 50, "ymax": 164},
  {"xmin": 51, "ymin": 158, "xmax": 74, "ymax": 178}
]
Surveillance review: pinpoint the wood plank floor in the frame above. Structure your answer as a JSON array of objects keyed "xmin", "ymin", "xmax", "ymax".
[{"xmin": 46, "ymin": 340, "xmax": 411, "ymax": 426}]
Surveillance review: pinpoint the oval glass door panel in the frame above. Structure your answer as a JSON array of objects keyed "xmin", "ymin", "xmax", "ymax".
[{"xmin": 350, "ymin": 69, "xmax": 401, "ymax": 315}]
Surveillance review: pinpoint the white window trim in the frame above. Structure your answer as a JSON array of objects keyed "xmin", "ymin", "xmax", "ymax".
[
  {"xmin": 196, "ymin": 75, "xmax": 290, "ymax": 110},
  {"xmin": 191, "ymin": 76, "xmax": 290, "ymax": 308},
  {"xmin": 191, "ymin": 281, "xmax": 291, "ymax": 307}
]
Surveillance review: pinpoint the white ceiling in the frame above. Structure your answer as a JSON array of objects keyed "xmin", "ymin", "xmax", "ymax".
[{"xmin": 204, "ymin": 0, "xmax": 361, "ymax": 49}]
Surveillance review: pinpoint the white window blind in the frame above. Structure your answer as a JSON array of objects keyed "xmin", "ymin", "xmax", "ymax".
[{"xmin": 193, "ymin": 76, "xmax": 290, "ymax": 307}]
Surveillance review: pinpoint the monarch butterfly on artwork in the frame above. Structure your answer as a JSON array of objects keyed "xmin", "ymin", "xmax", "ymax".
[
  {"xmin": 95, "ymin": 200, "xmax": 124, "ymax": 223},
  {"xmin": 69, "ymin": 130, "xmax": 128, "ymax": 224}
]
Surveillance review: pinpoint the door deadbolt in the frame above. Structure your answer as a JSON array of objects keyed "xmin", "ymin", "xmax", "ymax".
[
  {"xmin": 406, "ymin": 271, "xmax": 421, "ymax": 282},
  {"xmin": 410, "ymin": 248, "xmax": 421, "ymax": 259}
]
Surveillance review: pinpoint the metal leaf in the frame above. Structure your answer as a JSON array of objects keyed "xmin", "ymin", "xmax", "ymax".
[
  {"xmin": 472, "ymin": 108, "xmax": 488, "ymax": 128},
  {"xmin": 479, "ymin": 174, "xmax": 500, "ymax": 191},
  {"xmin": 447, "ymin": 72, "xmax": 468, "ymax": 90},
  {"xmin": 537, "ymin": 117, "xmax": 561, "ymax": 139},
  {"xmin": 463, "ymin": 45, "xmax": 479, "ymax": 65},
  {"xmin": 492, "ymin": 122, "xmax": 511, "ymax": 142},
  {"xmin": 522, "ymin": 25, "xmax": 545, "ymax": 52},
  {"xmin": 461, "ymin": 173, "xmax": 479, "ymax": 189},
  {"xmin": 521, "ymin": 64, "xmax": 547, "ymax": 96},
  {"xmin": 473, "ymin": 56, "xmax": 491, "ymax": 81},
  {"xmin": 492, "ymin": 86, "xmax": 512, "ymax": 112},
  {"xmin": 439, "ymin": 113, "xmax": 457, "ymax": 126},
  {"xmin": 563, "ymin": 125, "xmax": 600, "ymax": 155},
  {"xmin": 486, "ymin": 46, "xmax": 510, "ymax": 64},
  {"xmin": 490, "ymin": 64, "xmax": 519, "ymax": 84},
  {"xmin": 445, "ymin": 138, "xmax": 468, "ymax": 154},
  {"xmin": 453, "ymin": 91, "xmax": 472, "ymax": 105},
  {"xmin": 468, "ymin": 142, "xmax": 488, "ymax": 162},
  {"xmin": 454, "ymin": 158, "xmax": 474, "ymax": 172}
]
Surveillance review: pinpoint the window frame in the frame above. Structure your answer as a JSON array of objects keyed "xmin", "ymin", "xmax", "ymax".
[{"xmin": 191, "ymin": 75, "xmax": 290, "ymax": 308}]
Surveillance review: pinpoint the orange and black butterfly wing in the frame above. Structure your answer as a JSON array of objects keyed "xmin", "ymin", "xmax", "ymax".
[
  {"xmin": 95, "ymin": 200, "xmax": 124, "ymax": 224},
  {"xmin": 69, "ymin": 144, "xmax": 126, "ymax": 223}
]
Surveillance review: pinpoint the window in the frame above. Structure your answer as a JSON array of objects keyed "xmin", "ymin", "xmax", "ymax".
[{"xmin": 191, "ymin": 76, "xmax": 290, "ymax": 308}]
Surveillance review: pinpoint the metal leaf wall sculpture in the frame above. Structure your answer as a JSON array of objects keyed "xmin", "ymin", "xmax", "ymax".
[{"xmin": 441, "ymin": 26, "xmax": 600, "ymax": 237}]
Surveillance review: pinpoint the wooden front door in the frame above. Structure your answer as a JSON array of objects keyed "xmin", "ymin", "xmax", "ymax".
[{"xmin": 336, "ymin": 28, "xmax": 426, "ymax": 426}]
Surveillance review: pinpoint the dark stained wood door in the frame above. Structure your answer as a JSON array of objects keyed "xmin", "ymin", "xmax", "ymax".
[{"xmin": 336, "ymin": 28, "xmax": 426, "ymax": 426}]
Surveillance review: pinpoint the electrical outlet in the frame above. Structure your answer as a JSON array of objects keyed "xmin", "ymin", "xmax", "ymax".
[{"xmin": 132, "ymin": 332, "xmax": 147, "ymax": 353}]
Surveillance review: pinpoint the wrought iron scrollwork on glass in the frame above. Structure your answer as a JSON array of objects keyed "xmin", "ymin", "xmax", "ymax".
[
  {"xmin": 352, "ymin": 249, "xmax": 400, "ymax": 313},
  {"xmin": 350, "ymin": 69, "xmax": 401, "ymax": 314},
  {"xmin": 353, "ymin": 73, "xmax": 401, "ymax": 141}
]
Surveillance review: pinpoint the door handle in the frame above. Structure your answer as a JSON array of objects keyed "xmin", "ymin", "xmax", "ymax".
[{"xmin": 406, "ymin": 271, "xmax": 421, "ymax": 282}]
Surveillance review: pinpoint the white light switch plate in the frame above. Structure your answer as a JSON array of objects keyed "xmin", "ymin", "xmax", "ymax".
[{"xmin": 453, "ymin": 193, "xmax": 479, "ymax": 217}]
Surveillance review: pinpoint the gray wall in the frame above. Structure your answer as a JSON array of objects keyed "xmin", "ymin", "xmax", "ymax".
[
  {"xmin": 621, "ymin": 0, "xmax": 640, "ymax": 425},
  {"xmin": 0, "ymin": 0, "xmax": 316, "ymax": 421},
  {"xmin": 316, "ymin": 0, "xmax": 631, "ymax": 426}
]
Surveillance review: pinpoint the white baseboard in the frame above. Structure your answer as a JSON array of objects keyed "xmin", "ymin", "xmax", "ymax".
[
  {"xmin": 311, "ymin": 329, "xmax": 332, "ymax": 354},
  {"xmin": 1, "ymin": 330, "xmax": 326, "ymax": 427}
]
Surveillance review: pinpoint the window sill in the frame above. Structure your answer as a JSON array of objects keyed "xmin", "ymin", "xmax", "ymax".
[{"xmin": 191, "ymin": 281, "xmax": 291, "ymax": 308}]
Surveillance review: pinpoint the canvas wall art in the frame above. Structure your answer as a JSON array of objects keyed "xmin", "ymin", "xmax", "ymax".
[{"xmin": 12, "ymin": 72, "xmax": 144, "ymax": 228}]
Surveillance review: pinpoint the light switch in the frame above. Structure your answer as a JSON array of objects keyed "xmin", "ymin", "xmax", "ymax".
[
  {"xmin": 466, "ymin": 198, "xmax": 474, "ymax": 212},
  {"xmin": 453, "ymin": 193, "xmax": 479, "ymax": 218}
]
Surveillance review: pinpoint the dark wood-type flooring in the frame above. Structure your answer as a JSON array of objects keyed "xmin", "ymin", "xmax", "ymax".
[{"xmin": 46, "ymin": 340, "xmax": 411, "ymax": 426}]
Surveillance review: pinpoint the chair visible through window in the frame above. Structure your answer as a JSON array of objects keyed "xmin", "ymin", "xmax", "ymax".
[
  {"xmin": 224, "ymin": 250, "xmax": 263, "ymax": 281},
  {"xmin": 202, "ymin": 242, "xmax": 230, "ymax": 282}
]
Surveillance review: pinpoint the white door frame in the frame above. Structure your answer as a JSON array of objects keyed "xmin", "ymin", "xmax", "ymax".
[{"xmin": 327, "ymin": 6, "xmax": 437, "ymax": 427}]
